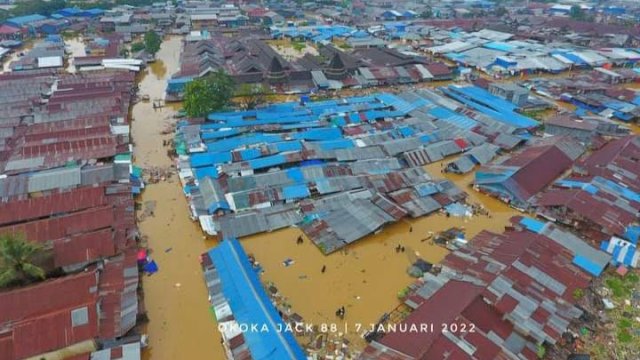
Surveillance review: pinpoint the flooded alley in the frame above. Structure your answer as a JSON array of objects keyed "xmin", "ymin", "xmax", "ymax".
[{"xmin": 132, "ymin": 37, "xmax": 224, "ymax": 359}]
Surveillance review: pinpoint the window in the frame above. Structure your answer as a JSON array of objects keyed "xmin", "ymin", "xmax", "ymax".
[{"xmin": 71, "ymin": 307, "xmax": 89, "ymax": 327}]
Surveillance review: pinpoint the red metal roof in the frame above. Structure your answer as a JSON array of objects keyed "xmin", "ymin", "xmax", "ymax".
[
  {"xmin": 53, "ymin": 229, "xmax": 116, "ymax": 268},
  {"xmin": 378, "ymin": 281, "xmax": 484, "ymax": 359},
  {"xmin": 0, "ymin": 186, "xmax": 106, "ymax": 226},
  {"xmin": 0, "ymin": 271, "xmax": 99, "ymax": 360},
  {"xmin": 0, "ymin": 205, "xmax": 114, "ymax": 242}
]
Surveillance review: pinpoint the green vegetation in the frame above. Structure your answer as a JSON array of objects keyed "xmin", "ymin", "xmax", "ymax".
[
  {"xmin": 536, "ymin": 344, "xmax": 546, "ymax": 359},
  {"xmin": 570, "ymin": 5, "xmax": 591, "ymax": 21},
  {"xmin": 183, "ymin": 70, "xmax": 234, "ymax": 118},
  {"xmin": 12, "ymin": 0, "xmax": 66, "ymax": 17},
  {"xmin": 235, "ymin": 83, "xmax": 273, "ymax": 110},
  {"xmin": 291, "ymin": 41, "xmax": 306, "ymax": 52},
  {"xmin": 420, "ymin": 7, "xmax": 433, "ymax": 19},
  {"xmin": 143, "ymin": 30, "xmax": 162, "ymax": 56},
  {"xmin": 130, "ymin": 42, "xmax": 145, "ymax": 53},
  {"xmin": 618, "ymin": 318, "xmax": 632, "ymax": 329},
  {"xmin": 606, "ymin": 276, "xmax": 634, "ymax": 299},
  {"xmin": 572, "ymin": 288, "xmax": 585, "ymax": 300},
  {"xmin": 617, "ymin": 329, "xmax": 633, "ymax": 343},
  {"xmin": 338, "ymin": 43, "xmax": 352, "ymax": 50},
  {"xmin": 0, "ymin": 233, "xmax": 46, "ymax": 288},
  {"xmin": 521, "ymin": 109, "xmax": 547, "ymax": 121},
  {"xmin": 7, "ymin": 0, "xmax": 159, "ymax": 16},
  {"xmin": 397, "ymin": 287, "xmax": 410, "ymax": 299}
]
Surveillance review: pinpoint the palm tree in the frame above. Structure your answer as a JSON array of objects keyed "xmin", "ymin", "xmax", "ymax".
[{"xmin": 0, "ymin": 233, "xmax": 46, "ymax": 288}]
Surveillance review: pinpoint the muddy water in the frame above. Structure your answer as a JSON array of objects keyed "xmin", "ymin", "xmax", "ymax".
[
  {"xmin": 133, "ymin": 37, "xmax": 522, "ymax": 356},
  {"xmin": 132, "ymin": 37, "xmax": 225, "ymax": 360},
  {"xmin": 241, "ymin": 159, "xmax": 519, "ymax": 348}
]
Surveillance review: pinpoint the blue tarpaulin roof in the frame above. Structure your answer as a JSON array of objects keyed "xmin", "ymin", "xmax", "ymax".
[
  {"xmin": 239, "ymin": 148, "xmax": 262, "ymax": 161},
  {"xmin": 442, "ymin": 86, "xmax": 539, "ymax": 129},
  {"xmin": 283, "ymin": 184, "xmax": 310, "ymax": 200},
  {"xmin": 520, "ymin": 217, "xmax": 546, "ymax": 234},
  {"xmin": 248, "ymin": 154, "xmax": 287, "ymax": 170},
  {"xmin": 572, "ymin": 255, "xmax": 604, "ymax": 276},
  {"xmin": 190, "ymin": 152, "xmax": 232, "ymax": 168},
  {"xmin": 207, "ymin": 240, "xmax": 306, "ymax": 360},
  {"xmin": 286, "ymin": 168, "xmax": 304, "ymax": 183},
  {"xmin": 6, "ymin": 14, "xmax": 47, "ymax": 26},
  {"xmin": 195, "ymin": 166, "xmax": 218, "ymax": 179},
  {"xmin": 292, "ymin": 128, "xmax": 342, "ymax": 141},
  {"xmin": 625, "ymin": 226, "xmax": 640, "ymax": 244}
]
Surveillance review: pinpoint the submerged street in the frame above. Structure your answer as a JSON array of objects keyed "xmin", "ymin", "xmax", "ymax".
[{"xmin": 132, "ymin": 37, "xmax": 224, "ymax": 359}]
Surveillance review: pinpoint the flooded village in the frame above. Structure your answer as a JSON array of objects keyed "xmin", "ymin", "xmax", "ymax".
[{"xmin": 1, "ymin": 1, "xmax": 640, "ymax": 360}]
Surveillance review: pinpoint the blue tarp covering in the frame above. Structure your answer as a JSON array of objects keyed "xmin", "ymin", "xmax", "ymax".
[
  {"xmin": 208, "ymin": 201, "xmax": 230, "ymax": 214},
  {"xmin": 286, "ymin": 168, "xmax": 304, "ymax": 183},
  {"xmin": 143, "ymin": 260, "xmax": 159, "ymax": 274},
  {"xmin": 166, "ymin": 77, "xmax": 193, "ymax": 93},
  {"xmin": 207, "ymin": 134, "xmax": 282, "ymax": 152},
  {"xmin": 572, "ymin": 255, "xmax": 604, "ymax": 276},
  {"xmin": 520, "ymin": 217, "xmax": 546, "ymax": 234},
  {"xmin": 442, "ymin": 86, "xmax": 539, "ymax": 129},
  {"xmin": 283, "ymin": 184, "xmax": 310, "ymax": 200},
  {"xmin": 292, "ymin": 128, "xmax": 342, "ymax": 141},
  {"xmin": 208, "ymin": 240, "xmax": 306, "ymax": 360},
  {"xmin": 300, "ymin": 159, "xmax": 324, "ymax": 167},
  {"xmin": 239, "ymin": 148, "xmax": 263, "ymax": 161},
  {"xmin": 624, "ymin": 226, "xmax": 640, "ymax": 244},
  {"xmin": 428, "ymin": 107, "xmax": 478, "ymax": 130},
  {"xmin": 201, "ymin": 129, "xmax": 240, "ymax": 140},
  {"xmin": 195, "ymin": 166, "xmax": 218, "ymax": 179},
  {"xmin": 190, "ymin": 152, "xmax": 232, "ymax": 168},
  {"xmin": 484, "ymin": 42, "xmax": 514, "ymax": 52},
  {"xmin": 248, "ymin": 154, "xmax": 287, "ymax": 170},
  {"xmin": 398, "ymin": 126, "xmax": 414, "ymax": 137},
  {"xmin": 6, "ymin": 14, "xmax": 47, "ymax": 27}
]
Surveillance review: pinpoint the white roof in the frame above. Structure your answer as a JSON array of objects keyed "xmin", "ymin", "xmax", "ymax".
[
  {"xmin": 37, "ymin": 56, "xmax": 63, "ymax": 68},
  {"xmin": 191, "ymin": 14, "xmax": 217, "ymax": 21}
]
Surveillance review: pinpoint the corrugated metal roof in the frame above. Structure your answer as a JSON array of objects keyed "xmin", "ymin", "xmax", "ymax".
[{"xmin": 28, "ymin": 166, "xmax": 82, "ymax": 193}]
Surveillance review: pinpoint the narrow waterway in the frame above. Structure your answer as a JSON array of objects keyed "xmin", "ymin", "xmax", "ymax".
[{"xmin": 132, "ymin": 37, "xmax": 225, "ymax": 360}]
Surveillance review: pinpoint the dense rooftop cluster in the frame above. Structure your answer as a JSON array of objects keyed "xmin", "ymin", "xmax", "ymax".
[{"xmin": 0, "ymin": 69, "xmax": 141, "ymax": 359}]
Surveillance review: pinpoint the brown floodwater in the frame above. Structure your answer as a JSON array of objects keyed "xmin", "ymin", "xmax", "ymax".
[
  {"xmin": 135, "ymin": 36, "xmax": 523, "ymax": 357},
  {"xmin": 240, "ymin": 160, "xmax": 519, "ymax": 349},
  {"xmin": 133, "ymin": 37, "xmax": 226, "ymax": 360}
]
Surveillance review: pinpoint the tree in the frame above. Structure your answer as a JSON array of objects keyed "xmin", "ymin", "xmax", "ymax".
[
  {"xmin": 495, "ymin": 6, "xmax": 508, "ymax": 17},
  {"xmin": 420, "ymin": 7, "xmax": 433, "ymax": 19},
  {"xmin": 131, "ymin": 42, "xmax": 145, "ymax": 53},
  {"xmin": 143, "ymin": 31, "xmax": 162, "ymax": 56},
  {"xmin": 183, "ymin": 70, "xmax": 235, "ymax": 117},
  {"xmin": 12, "ymin": 0, "xmax": 66, "ymax": 17},
  {"xmin": 0, "ymin": 233, "xmax": 46, "ymax": 288},
  {"xmin": 235, "ymin": 83, "xmax": 273, "ymax": 110},
  {"xmin": 570, "ymin": 5, "xmax": 586, "ymax": 20}
]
